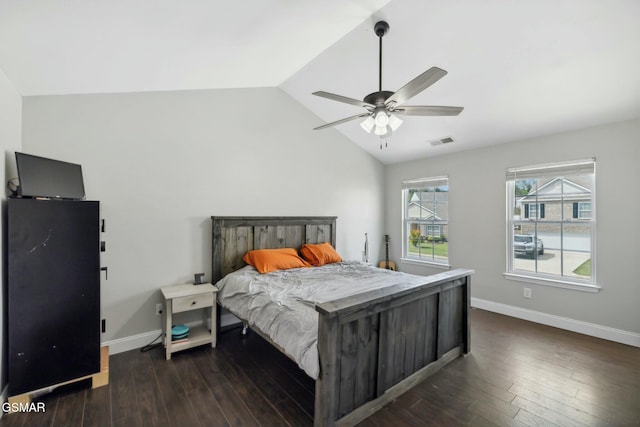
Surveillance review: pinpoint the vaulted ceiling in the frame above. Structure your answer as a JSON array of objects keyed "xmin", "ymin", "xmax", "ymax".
[{"xmin": 1, "ymin": 0, "xmax": 639, "ymax": 164}]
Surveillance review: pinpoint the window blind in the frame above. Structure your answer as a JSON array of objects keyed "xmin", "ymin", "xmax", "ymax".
[
  {"xmin": 402, "ymin": 176, "xmax": 448, "ymax": 190},
  {"xmin": 506, "ymin": 158, "xmax": 595, "ymax": 181}
]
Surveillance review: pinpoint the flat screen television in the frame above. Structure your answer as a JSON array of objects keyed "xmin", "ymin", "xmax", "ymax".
[{"xmin": 15, "ymin": 152, "xmax": 86, "ymax": 200}]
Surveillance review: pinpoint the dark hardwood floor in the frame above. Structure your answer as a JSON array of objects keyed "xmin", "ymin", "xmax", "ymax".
[{"xmin": 2, "ymin": 308, "xmax": 639, "ymax": 426}]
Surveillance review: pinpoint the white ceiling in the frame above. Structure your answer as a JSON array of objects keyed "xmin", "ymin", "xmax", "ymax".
[{"xmin": 1, "ymin": 0, "xmax": 639, "ymax": 164}]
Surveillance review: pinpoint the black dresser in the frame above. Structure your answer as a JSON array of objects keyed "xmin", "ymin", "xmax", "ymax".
[{"xmin": 7, "ymin": 197, "xmax": 100, "ymax": 396}]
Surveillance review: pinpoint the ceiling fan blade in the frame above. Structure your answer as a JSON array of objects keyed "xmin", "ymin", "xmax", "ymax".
[
  {"xmin": 313, "ymin": 91, "xmax": 375, "ymax": 109},
  {"xmin": 385, "ymin": 67, "xmax": 448, "ymax": 106},
  {"xmin": 393, "ymin": 105, "xmax": 464, "ymax": 116},
  {"xmin": 313, "ymin": 113, "xmax": 371, "ymax": 130}
]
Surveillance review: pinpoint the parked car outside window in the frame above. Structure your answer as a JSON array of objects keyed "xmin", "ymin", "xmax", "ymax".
[{"xmin": 514, "ymin": 235, "xmax": 544, "ymax": 258}]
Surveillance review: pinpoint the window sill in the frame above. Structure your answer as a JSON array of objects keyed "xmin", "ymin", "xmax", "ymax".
[
  {"xmin": 401, "ymin": 258, "xmax": 451, "ymax": 270},
  {"xmin": 503, "ymin": 272, "xmax": 601, "ymax": 293}
]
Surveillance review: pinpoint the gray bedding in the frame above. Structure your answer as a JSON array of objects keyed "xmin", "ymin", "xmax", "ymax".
[{"xmin": 215, "ymin": 261, "xmax": 428, "ymax": 378}]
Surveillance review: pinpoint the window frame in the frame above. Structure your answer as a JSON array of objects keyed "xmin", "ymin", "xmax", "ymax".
[
  {"xmin": 577, "ymin": 202, "xmax": 591, "ymax": 219},
  {"xmin": 504, "ymin": 159, "xmax": 600, "ymax": 292},
  {"xmin": 401, "ymin": 176, "xmax": 450, "ymax": 268},
  {"xmin": 525, "ymin": 202, "xmax": 545, "ymax": 220}
]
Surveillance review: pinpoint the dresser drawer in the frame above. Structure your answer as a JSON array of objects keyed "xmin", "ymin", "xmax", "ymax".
[{"xmin": 172, "ymin": 292, "xmax": 213, "ymax": 313}]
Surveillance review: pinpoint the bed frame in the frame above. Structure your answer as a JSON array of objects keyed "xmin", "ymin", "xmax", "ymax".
[{"xmin": 211, "ymin": 216, "xmax": 473, "ymax": 427}]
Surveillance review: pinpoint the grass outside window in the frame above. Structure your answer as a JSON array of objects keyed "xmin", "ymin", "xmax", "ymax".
[
  {"xmin": 573, "ymin": 259, "xmax": 591, "ymax": 277},
  {"xmin": 408, "ymin": 241, "xmax": 448, "ymax": 258}
]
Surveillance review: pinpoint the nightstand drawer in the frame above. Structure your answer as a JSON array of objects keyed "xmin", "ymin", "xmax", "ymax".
[{"xmin": 172, "ymin": 292, "xmax": 213, "ymax": 313}]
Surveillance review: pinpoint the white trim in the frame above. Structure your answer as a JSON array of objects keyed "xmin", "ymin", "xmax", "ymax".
[
  {"xmin": 471, "ymin": 297, "xmax": 640, "ymax": 347},
  {"xmin": 102, "ymin": 329, "xmax": 163, "ymax": 355},
  {"xmin": 400, "ymin": 258, "xmax": 450, "ymax": 270},
  {"xmin": 503, "ymin": 272, "xmax": 601, "ymax": 293},
  {"xmin": 101, "ymin": 312, "xmax": 241, "ymax": 355}
]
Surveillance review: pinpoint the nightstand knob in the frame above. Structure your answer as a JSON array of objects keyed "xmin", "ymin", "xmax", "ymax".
[{"xmin": 191, "ymin": 301, "xmax": 196, "ymax": 305}]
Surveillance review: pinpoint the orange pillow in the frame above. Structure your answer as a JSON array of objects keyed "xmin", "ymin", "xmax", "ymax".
[
  {"xmin": 242, "ymin": 248, "xmax": 311, "ymax": 274},
  {"xmin": 300, "ymin": 242, "xmax": 342, "ymax": 266}
]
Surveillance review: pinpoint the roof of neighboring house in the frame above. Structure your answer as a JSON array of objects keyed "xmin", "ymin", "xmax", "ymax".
[
  {"xmin": 408, "ymin": 191, "xmax": 448, "ymax": 220},
  {"xmin": 518, "ymin": 177, "xmax": 591, "ymax": 203}
]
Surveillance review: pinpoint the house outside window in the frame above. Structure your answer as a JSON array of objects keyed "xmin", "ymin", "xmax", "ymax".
[
  {"xmin": 506, "ymin": 159, "xmax": 597, "ymax": 291},
  {"xmin": 402, "ymin": 176, "xmax": 449, "ymax": 266}
]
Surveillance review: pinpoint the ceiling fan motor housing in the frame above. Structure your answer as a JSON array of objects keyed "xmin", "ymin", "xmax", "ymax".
[{"xmin": 364, "ymin": 90, "xmax": 394, "ymax": 106}]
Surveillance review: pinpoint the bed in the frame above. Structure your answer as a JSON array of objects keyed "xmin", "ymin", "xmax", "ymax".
[{"xmin": 211, "ymin": 216, "xmax": 473, "ymax": 427}]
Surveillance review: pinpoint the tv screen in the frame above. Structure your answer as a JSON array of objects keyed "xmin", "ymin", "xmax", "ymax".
[{"xmin": 15, "ymin": 152, "xmax": 86, "ymax": 200}]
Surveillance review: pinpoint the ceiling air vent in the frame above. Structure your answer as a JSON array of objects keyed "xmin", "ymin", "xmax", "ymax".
[{"xmin": 429, "ymin": 136, "xmax": 454, "ymax": 146}]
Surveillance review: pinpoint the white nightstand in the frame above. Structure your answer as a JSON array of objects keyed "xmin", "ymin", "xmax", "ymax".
[{"xmin": 160, "ymin": 283, "xmax": 217, "ymax": 360}]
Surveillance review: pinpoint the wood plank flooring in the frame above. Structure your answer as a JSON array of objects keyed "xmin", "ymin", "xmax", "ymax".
[{"xmin": 1, "ymin": 308, "xmax": 638, "ymax": 426}]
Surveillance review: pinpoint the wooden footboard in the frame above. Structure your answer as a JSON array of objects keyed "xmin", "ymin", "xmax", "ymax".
[
  {"xmin": 314, "ymin": 268, "xmax": 473, "ymax": 427},
  {"xmin": 211, "ymin": 216, "xmax": 472, "ymax": 427}
]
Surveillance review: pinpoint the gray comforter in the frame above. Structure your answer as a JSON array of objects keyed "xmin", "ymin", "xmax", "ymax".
[{"xmin": 215, "ymin": 261, "xmax": 427, "ymax": 378}]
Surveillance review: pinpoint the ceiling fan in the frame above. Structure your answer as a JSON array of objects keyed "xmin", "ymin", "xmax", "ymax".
[{"xmin": 313, "ymin": 20, "xmax": 463, "ymax": 142}]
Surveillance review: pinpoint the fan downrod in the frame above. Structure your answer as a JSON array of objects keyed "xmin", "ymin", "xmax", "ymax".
[{"xmin": 367, "ymin": 21, "xmax": 391, "ymax": 104}]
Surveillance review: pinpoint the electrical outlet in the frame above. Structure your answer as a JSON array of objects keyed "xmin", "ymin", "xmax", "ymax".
[
  {"xmin": 523, "ymin": 287, "xmax": 532, "ymax": 299},
  {"xmin": 155, "ymin": 303, "xmax": 163, "ymax": 316}
]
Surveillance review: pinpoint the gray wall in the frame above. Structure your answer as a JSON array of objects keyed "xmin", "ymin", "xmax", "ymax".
[
  {"xmin": 385, "ymin": 118, "xmax": 640, "ymax": 334},
  {"xmin": 14, "ymin": 83, "xmax": 640, "ymax": 358},
  {"xmin": 22, "ymin": 87, "xmax": 385, "ymax": 342},
  {"xmin": 0, "ymin": 68, "xmax": 22, "ymax": 394}
]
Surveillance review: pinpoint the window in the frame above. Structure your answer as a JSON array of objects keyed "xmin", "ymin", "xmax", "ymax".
[
  {"xmin": 525, "ymin": 203, "xmax": 545, "ymax": 219},
  {"xmin": 506, "ymin": 159, "xmax": 597, "ymax": 290},
  {"xmin": 577, "ymin": 202, "xmax": 591, "ymax": 219},
  {"xmin": 402, "ymin": 176, "xmax": 449, "ymax": 266}
]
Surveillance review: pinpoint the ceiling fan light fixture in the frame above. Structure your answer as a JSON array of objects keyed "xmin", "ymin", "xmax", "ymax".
[
  {"xmin": 374, "ymin": 111, "xmax": 390, "ymax": 127},
  {"xmin": 360, "ymin": 116, "xmax": 375, "ymax": 133},
  {"xmin": 374, "ymin": 125, "xmax": 391, "ymax": 137},
  {"xmin": 388, "ymin": 114, "xmax": 403, "ymax": 131}
]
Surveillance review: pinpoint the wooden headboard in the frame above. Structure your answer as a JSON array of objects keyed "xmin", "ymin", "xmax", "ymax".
[{"xmin": 211, "ymin": 216, "xmax": 337, "ymax": 283}]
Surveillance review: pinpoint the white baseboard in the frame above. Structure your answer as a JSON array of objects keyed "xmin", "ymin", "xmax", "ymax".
[
  {"xmin": 102, "ymin": 313, "xmax": 242, "ymax": 355},
  {"xmin": 471, "ymin": 297, "xmax": 640, "ymax": 348},
  {"xmin": 102, "ymin": 329, "xmax": 163, "ymax": 355}
]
